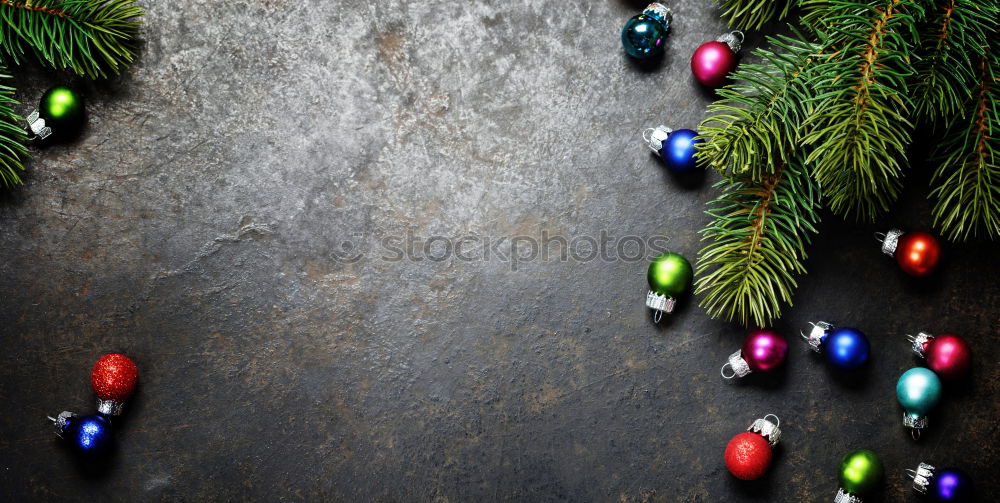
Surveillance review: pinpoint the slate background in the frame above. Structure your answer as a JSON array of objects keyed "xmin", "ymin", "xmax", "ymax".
[{"xmin": 0, "ymin": 0, "xmax": 997, "ymax": 501}]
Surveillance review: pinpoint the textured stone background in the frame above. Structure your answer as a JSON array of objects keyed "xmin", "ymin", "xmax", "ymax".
[{"xmin": 0, "ymin": 0, "xmax": 997, "ymax": 501}]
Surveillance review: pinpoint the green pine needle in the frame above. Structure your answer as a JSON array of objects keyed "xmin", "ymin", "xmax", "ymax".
[
  {"xmin": 717, "ymin": 0, "xmax": 795, "ymax": 30},
  {"xmin": 0, "ymin": 67, "xmax": 28, "ymax": 187},
  {"xmin": 929, "ymin": 49, "xmax": 1000, "ymax": 240},
  {"xmin": 0, "ymin": 0, "xmax": 144, "ymax": 79},
  {"xmin": 696, "ymin": 158, "xmax": 822, "ymax": 327}
]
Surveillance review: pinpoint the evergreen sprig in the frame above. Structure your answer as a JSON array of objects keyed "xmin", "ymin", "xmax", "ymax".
[
  {"xmin": 911, "ymin": 0, "xmax": 998, "ymax": 121},
  {"xmin": 801, "ymin": 0, "xmax": 926, "ymax": 221},
  {"xmin": 0, "ymin": 67, "xmax": 27, "ymax": 187},
  {"xmin": 718, "ymin": 0, "xmax": 796, "ymax": 30},
  {"xmin": 0, "ymin": 0, "xmax": 144, "ymax": 79},
  {"xmin": 929, "ymin": 48, "xmax": 1000, "ymax": 240}
]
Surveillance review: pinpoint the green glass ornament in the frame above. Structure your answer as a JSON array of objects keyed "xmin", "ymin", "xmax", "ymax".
[
  {"xmin": 645, "ymin": 252, "xmax": 692, "ymax": 320},
  {"xmin": 27, "ymin": 86, "xmax": 86, "ymax": 140},
  {"xmin": 896, "ymin": 367, "xmax": 942, "ymax": 438},
  {"xmin": 837, "ymin": 449, "xmax": 883, "ymax": 501}
]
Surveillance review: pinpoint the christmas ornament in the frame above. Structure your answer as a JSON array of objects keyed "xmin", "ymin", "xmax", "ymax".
[
  {"xmin": 691, "ymin": 31, "xmax": 744, "ymax": 88},
  {"xmin": 643, "ymin": 126, "xmax": 702, "ymax": 173},
  {"xmin": 876, "ymin": 229, "xmax": 942, "ymax": 277},
  {"xmin": 836, "ymin": 449, "xmax": 883, "ymax": 503},
  {"xmin": 896, "ymin": 367, "xmax": 942, "ymax": 439},
  {"xmin": 26, "ymin": 86, "xmax": 86, "ymax": 141},
  {"xmin": 721, "ymin": 329, "xmax": 788, "ymax": 379},
  {"xmin": 621, "ymin": 3, "xmax": 672, "ymax": 59},
  {"xmin": 801, "ymin": 321, "xmax": 870, "ymax": 370},
  {"xmin": 724, "ymin": 414, "xmax": 781, "ymax": 480},
  {"xmin": 907, "ymin": 462, "xmax": 973, "ymax": 502},
  {"xmin": 91, "ymin": 354, "xmax": 139, "ymax": 416},
  {"xmin": 646, "ymin": 252, "xmax": 693, "ymax": 321},
  {"xmin": 48, "ymin": 411, "xmax": 113, "ymax": 455},
  {"xmin": 906, "ymin": 332, "xmax": 972, "ymax": 380}
]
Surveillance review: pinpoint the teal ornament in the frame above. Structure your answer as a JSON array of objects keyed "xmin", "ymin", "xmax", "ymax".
[
  {"xmin": 621, "ymin": 3, "xmax": 672, "ymax": 59},
  {"xmin": 896, "ymin": 367, "xmax": 942, "ymax": 439}
]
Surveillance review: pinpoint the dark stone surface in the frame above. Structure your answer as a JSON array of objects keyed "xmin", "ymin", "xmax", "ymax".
[{"xmin": 0, "ymin": 1, "xmax": 997, "ymax": 501}]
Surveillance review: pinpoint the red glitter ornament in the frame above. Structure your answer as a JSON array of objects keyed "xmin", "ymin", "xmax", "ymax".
[
  {"xmin": 878, "ymin": 229, "xmax": 941, "ymax": 277},
  {"xmin": 691, "ymin": 31, "xmax": 743, "ymax": 88},
  {"xmin": 91, "ymin": 354, "xmax": 138, "ymax": 416},
  {"xmin": 908, "ymin": 332, "xmax": 972, "ymax": 380},
  {"xmin": 724, "ymin": 415, "xmax": 780, "ymax": 481}
]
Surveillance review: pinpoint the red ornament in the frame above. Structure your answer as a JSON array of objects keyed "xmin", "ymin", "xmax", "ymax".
[
  {"xmin": 691, "ymin": 31, "xmax": 743, "ymax": 88},
  {"xmin": 909, "ymin": 332, "xmax": 972, "ymax": 379},
  {"xmin": 879, "ymin": 229, "xmax": 941, "ymax": 277},
  {"xmin": 91, "ymin": 354, "xmax": 138, "ymax": 416},
  {"xmin": 724, "ymin": 415, "xmax": 780, "ymax": 480}
]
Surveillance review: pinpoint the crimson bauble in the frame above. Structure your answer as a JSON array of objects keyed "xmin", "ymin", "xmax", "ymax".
[
  {"xmin": 91, "ymin": 354, "xmax": 139, "ymax": 416},
  {"xmin": 879, "ymin": 229, "xmax": 941, "ymax": 277},
  {"xmin": 724, "ymin": 415, "xmax": 781, "ymax": 481}
]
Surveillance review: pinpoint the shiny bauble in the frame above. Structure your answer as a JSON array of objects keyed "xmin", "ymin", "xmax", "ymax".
[
  {"xmin": 823, "ymin": 327, "xmax": 870, "ymax": 370},
  {"xmin": 896, "ymin": 231, "xmax": 941, "ymax": 276},
  {"xmin": 658, "ymin": 128, "xmax": 701, "ymax": 173},
  {"xmin": 621, "ymin": 3, "xmax": 672, "ymax": 59},
  {"xmin": 930, "ymin": 468, "xmax": 972, "ymax": 502},
  {"xmin": 91, "ymin": 354, "xmax": 139, "ymax": 416},
  {"xmin": 60, "ymin": 413, "xmax": 113, "ymax": 455},
  {"xmin": 742, "ymin": 329, "xmax": 788, "ymax": 372},
  {"xmin": 39, "ymin": 86, "xmax": 86, "ymax": 129},
  {"xmin": 925, "ymin": 334, "xmax": 972, "ymax": 380},
  {"xmin": 647, "ymin": 252, "xmax": 693, "ymax": 298},
  {"xmin": 896, "ymin": 367, "xmax": 942, "ymax": 429},
  {"xmin": 838, "ymin": 449, "xmax": 883, "ymax": 496},
  {"xmin": 691, "ymin": 32, "xmax": 742, "ymax": 88}
]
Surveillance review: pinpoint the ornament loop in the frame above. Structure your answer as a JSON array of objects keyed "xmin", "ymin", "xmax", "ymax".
[
  {"xmin": 717, "ymin": 30, "xmax": 744, "ymax": 53},
  {"xmin": 763, "ymin": 414, "xmax": 780, "ymax": 428},
  {"xmin": 748, "ymin": 414, "xmax": 781, "ymax": 446}
]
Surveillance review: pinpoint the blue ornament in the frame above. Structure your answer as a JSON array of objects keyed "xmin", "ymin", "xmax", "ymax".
[
  {"xmin": 896, "ymin": 367, "xmax": 942, "ymax": 435},
  {"xmin": 908, "ymin": 462, "xmax": 972, "ymax": 502},
  {"xmin": 51, "ymin": 411, "xmax": 113, "ymax": 455},
  {"xmin": 621, "ymin": 3, "xmax": 672, "ymax": 59},
  {"xmin": 643, "ymin": 126, "xmax": 702, "ymax": 173},
  {"xmin": 801, "ymin": 322, "xmax": 870, "ymax": 370}
]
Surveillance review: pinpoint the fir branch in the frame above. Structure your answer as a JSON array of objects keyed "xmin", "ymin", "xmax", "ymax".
[
  {"xmin": 717, "ymin": 0, "xmax": 795, "ymax": 30},
  {"xmin": 696, "ymin": 157, "xmax": 821, "ymax": 326},
  {"xmin": 0, "ymin": 66, "xmax": 28, "ymax": 187},
  {"xmin": 696, "ymin": 31, "xmax": 823, "ymax": 178},
  {"xmin": 911, "ymin": 0, "xmax": 998, "ymax": 121},
  {"xmin": 929, "ymin": 49, "xmax": 1000, "ymax": 240},
  {"xmin": 801, "ymin": 0, "xmax": 926, "ymax": 221},
  {"xmin": 0, "ymin": 0, "xmax": 144, "ymax": 79}
]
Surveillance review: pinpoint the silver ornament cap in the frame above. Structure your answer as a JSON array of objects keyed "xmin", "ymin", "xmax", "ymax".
[
  {"xmin": 906, "ymin": 462, "xmax": 936, "ymax": 494},
  {"xmin": 26, "ymin": 110, "xmax": 53, "ymax": 140},
  {"xmin": 906, "ymin": 332, "xmax": 934, "ymax": 358},
  {"xmin": 903, "ymin": 412, "xmax": 928, "ymax": 430},
  {"xmin": 642, "ymin": 3, "xmax": 673, "ymax": 25},
  {"xmin": 643, "ymin": 125, "xmax": 672, "ymax": 154},
  {"xmin": 722, "ymin": 349, "xmax": 752, "ymax": 379},
  {"xmin": 748, "ymin": 414, "xmax": 781, "ymax": 446},
  {"xmin": 96, "ymin": 398, "xmax": 126, "ymax": 416},
  {"xmin": 879, "ymin": 229, "xmax": 904, "ymax": 256},
  {"xmin": 47, "ymin": 411, "xmax": 76, "ymax": 437},
  {"xmin": 802, "ymin": 321, "xmax": 833, "ymax": 353},
  {"xmin": 835, "ymin": 488, "xmax": 863, "ymax": 503},
  {"xmin": 645, "ymin": 291, "xmax": 676, "ymax": 323},
  {"xmin": 717, "ymin": 30, "xmax": 745, "ymax": 53}
]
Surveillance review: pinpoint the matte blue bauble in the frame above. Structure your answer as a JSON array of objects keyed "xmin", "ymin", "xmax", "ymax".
[
  {"xmin": 822, "ymin": 327, "xmax": 870, "ymax": 370},
  {"xmin": 659, "ymin": 129, "xmax": 702, "ymax": 173}
]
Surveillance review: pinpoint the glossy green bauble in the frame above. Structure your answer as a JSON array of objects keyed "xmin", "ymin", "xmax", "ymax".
[
  {"xmin": 647, "ymin": 252, "xmax": 693, "ymax": 298},
  {"xmin": 39, "ymin": 86, "xmax": 86, "ymax": 129},
  {"xmin": 896, "ymin": 367, "xmax": 942, "ymax": 416},
  {"xmin": 838, "ymin": 449, "xmax": 883, "ymax": 495}
]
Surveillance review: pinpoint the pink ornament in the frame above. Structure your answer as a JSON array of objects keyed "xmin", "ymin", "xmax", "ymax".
[
  {"xmin": 723, "ymin": 329, "xmax": 788, "ymax": 379},
  {"xmin": 908, "ymin": 332, "xmax": 972, "ymax": 380},
  {"xmin": 691, "ymin": 31, "xmax": 743, "ymax": 88}
]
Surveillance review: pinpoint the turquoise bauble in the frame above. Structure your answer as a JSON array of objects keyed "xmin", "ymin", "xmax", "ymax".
[
  {"xmin": 896, "ymin": 367, "xmax": 942, "ymax": 417},
  {"xmin": 621, "ymin": 4, "xmax": 672, "ymax": 59},
  {"xmin": 647, "ymin": 252, "xmax": 693, "ymax": 298}
]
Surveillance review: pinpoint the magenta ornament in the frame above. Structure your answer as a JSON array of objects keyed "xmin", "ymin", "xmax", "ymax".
[
  {"xmin": 691, "ymin": 31, "xmax": 743, "ymax": 88},
  {"xmin": 723, "ymin": 329, "xmax": 788, "ymax": 379}
]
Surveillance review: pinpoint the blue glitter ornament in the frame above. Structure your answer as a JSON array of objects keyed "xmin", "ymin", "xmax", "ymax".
[
  {"xmin": 50, "ymin": 411, "xmax": 113, "ymax": 455},
  {"xmin": 896, "ymin": 367, "xmax": 942, "ymax": 437},
  {"xmin": 801, "ymin": 321, "xmax": 870, "ymax": 370},
  {"xmin": 621, "ymin": 3, "xmax": 672, "ymax": 59},
  {"xmin": 908, "ymin": 462, "xmax": 972, "ymax": 502},
  {"xmin": 643, "ymin": 126, "xmax": 702, "ymax": 173}
]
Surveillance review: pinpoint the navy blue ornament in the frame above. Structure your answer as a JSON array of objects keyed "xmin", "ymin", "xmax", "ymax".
[
  {"xmin": 908, "ymin": 463, "xmax": 973, "ymax": 502},
  {"xmin": 621, "ymin": 3, "xmax": 672, "ymax": 59},
  {"xmin": 801, "ymin": 321, "xmax": 870, "ymax": 370},
  {"xmin": 50, "ymin": 411, "xmax": 113, "ymax": 455},
  {"xmin": 644, "ymin": 126, "xmax": 702, "ymax": 173}
]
